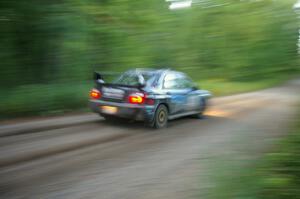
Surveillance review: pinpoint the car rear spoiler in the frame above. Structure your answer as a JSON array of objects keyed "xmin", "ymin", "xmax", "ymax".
[{"xmin": 94, "ymin": 71, "xmax": 146, "ymax": 89}]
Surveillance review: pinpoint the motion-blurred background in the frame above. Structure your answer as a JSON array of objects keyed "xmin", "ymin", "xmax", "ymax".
[
  {"xmin": 1, "ymin": 2, "xmax": 300, "ymax": 199},
  {"xmin": 0, "ymin": 0, "xmax": 299, "ymax": 118}
]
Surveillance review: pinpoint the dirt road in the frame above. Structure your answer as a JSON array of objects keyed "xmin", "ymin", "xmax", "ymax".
[{"xmin": 0, "ymin": 80, "xmax": 299, "ymax": 199}]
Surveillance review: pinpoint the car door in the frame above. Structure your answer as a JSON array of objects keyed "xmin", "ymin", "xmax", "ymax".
[
  {"xmin": 163, "ymin": 72, "xmax": 191, "ymax": 115},
  {"xmin": 179, "ymin": 76, "xmax": 203, "ymax": 112}
]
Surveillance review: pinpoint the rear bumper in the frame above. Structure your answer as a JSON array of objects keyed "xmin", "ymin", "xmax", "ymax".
[{"xmin": 89, "ymin": 99, "xmax": 156, "ymax": 122}]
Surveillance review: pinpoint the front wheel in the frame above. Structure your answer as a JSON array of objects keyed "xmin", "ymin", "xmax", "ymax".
[{"xmin": 153, "ymin": 104, "xmax": 168, "ymax": 129}]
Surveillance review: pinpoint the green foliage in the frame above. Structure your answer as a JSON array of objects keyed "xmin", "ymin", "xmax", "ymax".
[
  {"xmin": 259, "ymin": 118, "xmax": 300, "ymax": 199},
  {"xmin": 203, "ymin": 109, "xmax": 300, "ymax": 199},
  {"xmin": 0, "ymin": 0, "xmax": 299, "ymax": 116},
  {"xmin": 199, "ymin": 77, "xmax": 287, "ymax": 96},
  {"xmin": 0, "ymin": 83, "xmax": 92, "ymax": 118}
]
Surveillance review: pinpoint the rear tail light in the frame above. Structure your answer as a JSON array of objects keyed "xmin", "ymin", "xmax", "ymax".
[
  {"xmin": 129, "ymin": 92, "xmax": 145, "ymax": 104},
  {"xmin": 90, "ymin": 88, "xmax": 101, "ymax": 99}
]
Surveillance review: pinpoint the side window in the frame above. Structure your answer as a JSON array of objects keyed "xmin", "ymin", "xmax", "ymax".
[
  {"xmin": 179, "ymin": 77, "xmax": 195, "ymax": 89},
  {"xmin": 163, "ymin": 73, "xmax": 195, "ymax": 89},
  {"xmin": 163, "ymin": 73, "xmax": 178, "ymax": 89}
]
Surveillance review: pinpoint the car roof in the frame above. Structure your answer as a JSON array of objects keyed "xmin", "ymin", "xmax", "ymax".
[
  {"xmin": 124, "ymin": 68, "xmax": 170, "ymax": 75},
  {"xmin": 124, "ymin": 68, "xmax": 189, "ymax": 80}
]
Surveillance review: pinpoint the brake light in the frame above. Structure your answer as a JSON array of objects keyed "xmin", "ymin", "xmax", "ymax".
[
  {"xmin": 129, "ymin": 93, "xmax": 145, "ymax": 104},
  {"xmin": 90, "ymin": 89, "xmax": 101, "ymax": 99}
]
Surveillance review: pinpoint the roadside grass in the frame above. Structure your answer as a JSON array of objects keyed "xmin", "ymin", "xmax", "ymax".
[
  {"xmin": 198, "ymin": 78, "xmax": 287, "ymax": 97},
  {"xmin": 0, "ymin": 82, "xmax": 93, "ymax": 119},
  {"xmin": 258, "ymin": 117, "xmax": 300, "ymax": 199},
  {"xmin": 202, "ymin": 110, "xmax": 300, "ymax": 199}
]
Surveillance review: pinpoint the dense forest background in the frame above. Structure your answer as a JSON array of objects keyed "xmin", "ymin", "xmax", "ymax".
[{"xmin": 0, "ymin": 0, "xmax": 299, "ymax": 117}]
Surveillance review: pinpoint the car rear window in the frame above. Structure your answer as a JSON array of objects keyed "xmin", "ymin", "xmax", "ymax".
[{"xmin": 113, "ymin": 72, "xmax": 158, "ymax": 87}]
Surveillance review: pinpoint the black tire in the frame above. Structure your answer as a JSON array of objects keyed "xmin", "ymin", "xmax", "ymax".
[{"xmin": 153, "ymin": 104, "xmax": 168, "ymax": 129}]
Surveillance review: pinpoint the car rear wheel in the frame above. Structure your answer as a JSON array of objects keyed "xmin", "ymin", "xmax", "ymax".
[{"xmin": 153, "ymin": 104, "xmax": 168, "ymax": 129}]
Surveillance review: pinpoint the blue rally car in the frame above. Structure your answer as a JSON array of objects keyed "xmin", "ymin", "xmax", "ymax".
[{"xmin": 89, "ymin": 69, "xmax": 211, "ymax": 128}]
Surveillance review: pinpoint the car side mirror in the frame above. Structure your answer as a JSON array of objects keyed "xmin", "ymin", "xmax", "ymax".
[{"xmin": 192, "ymin": 84, "xmax": 199, "ymax": 90}]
